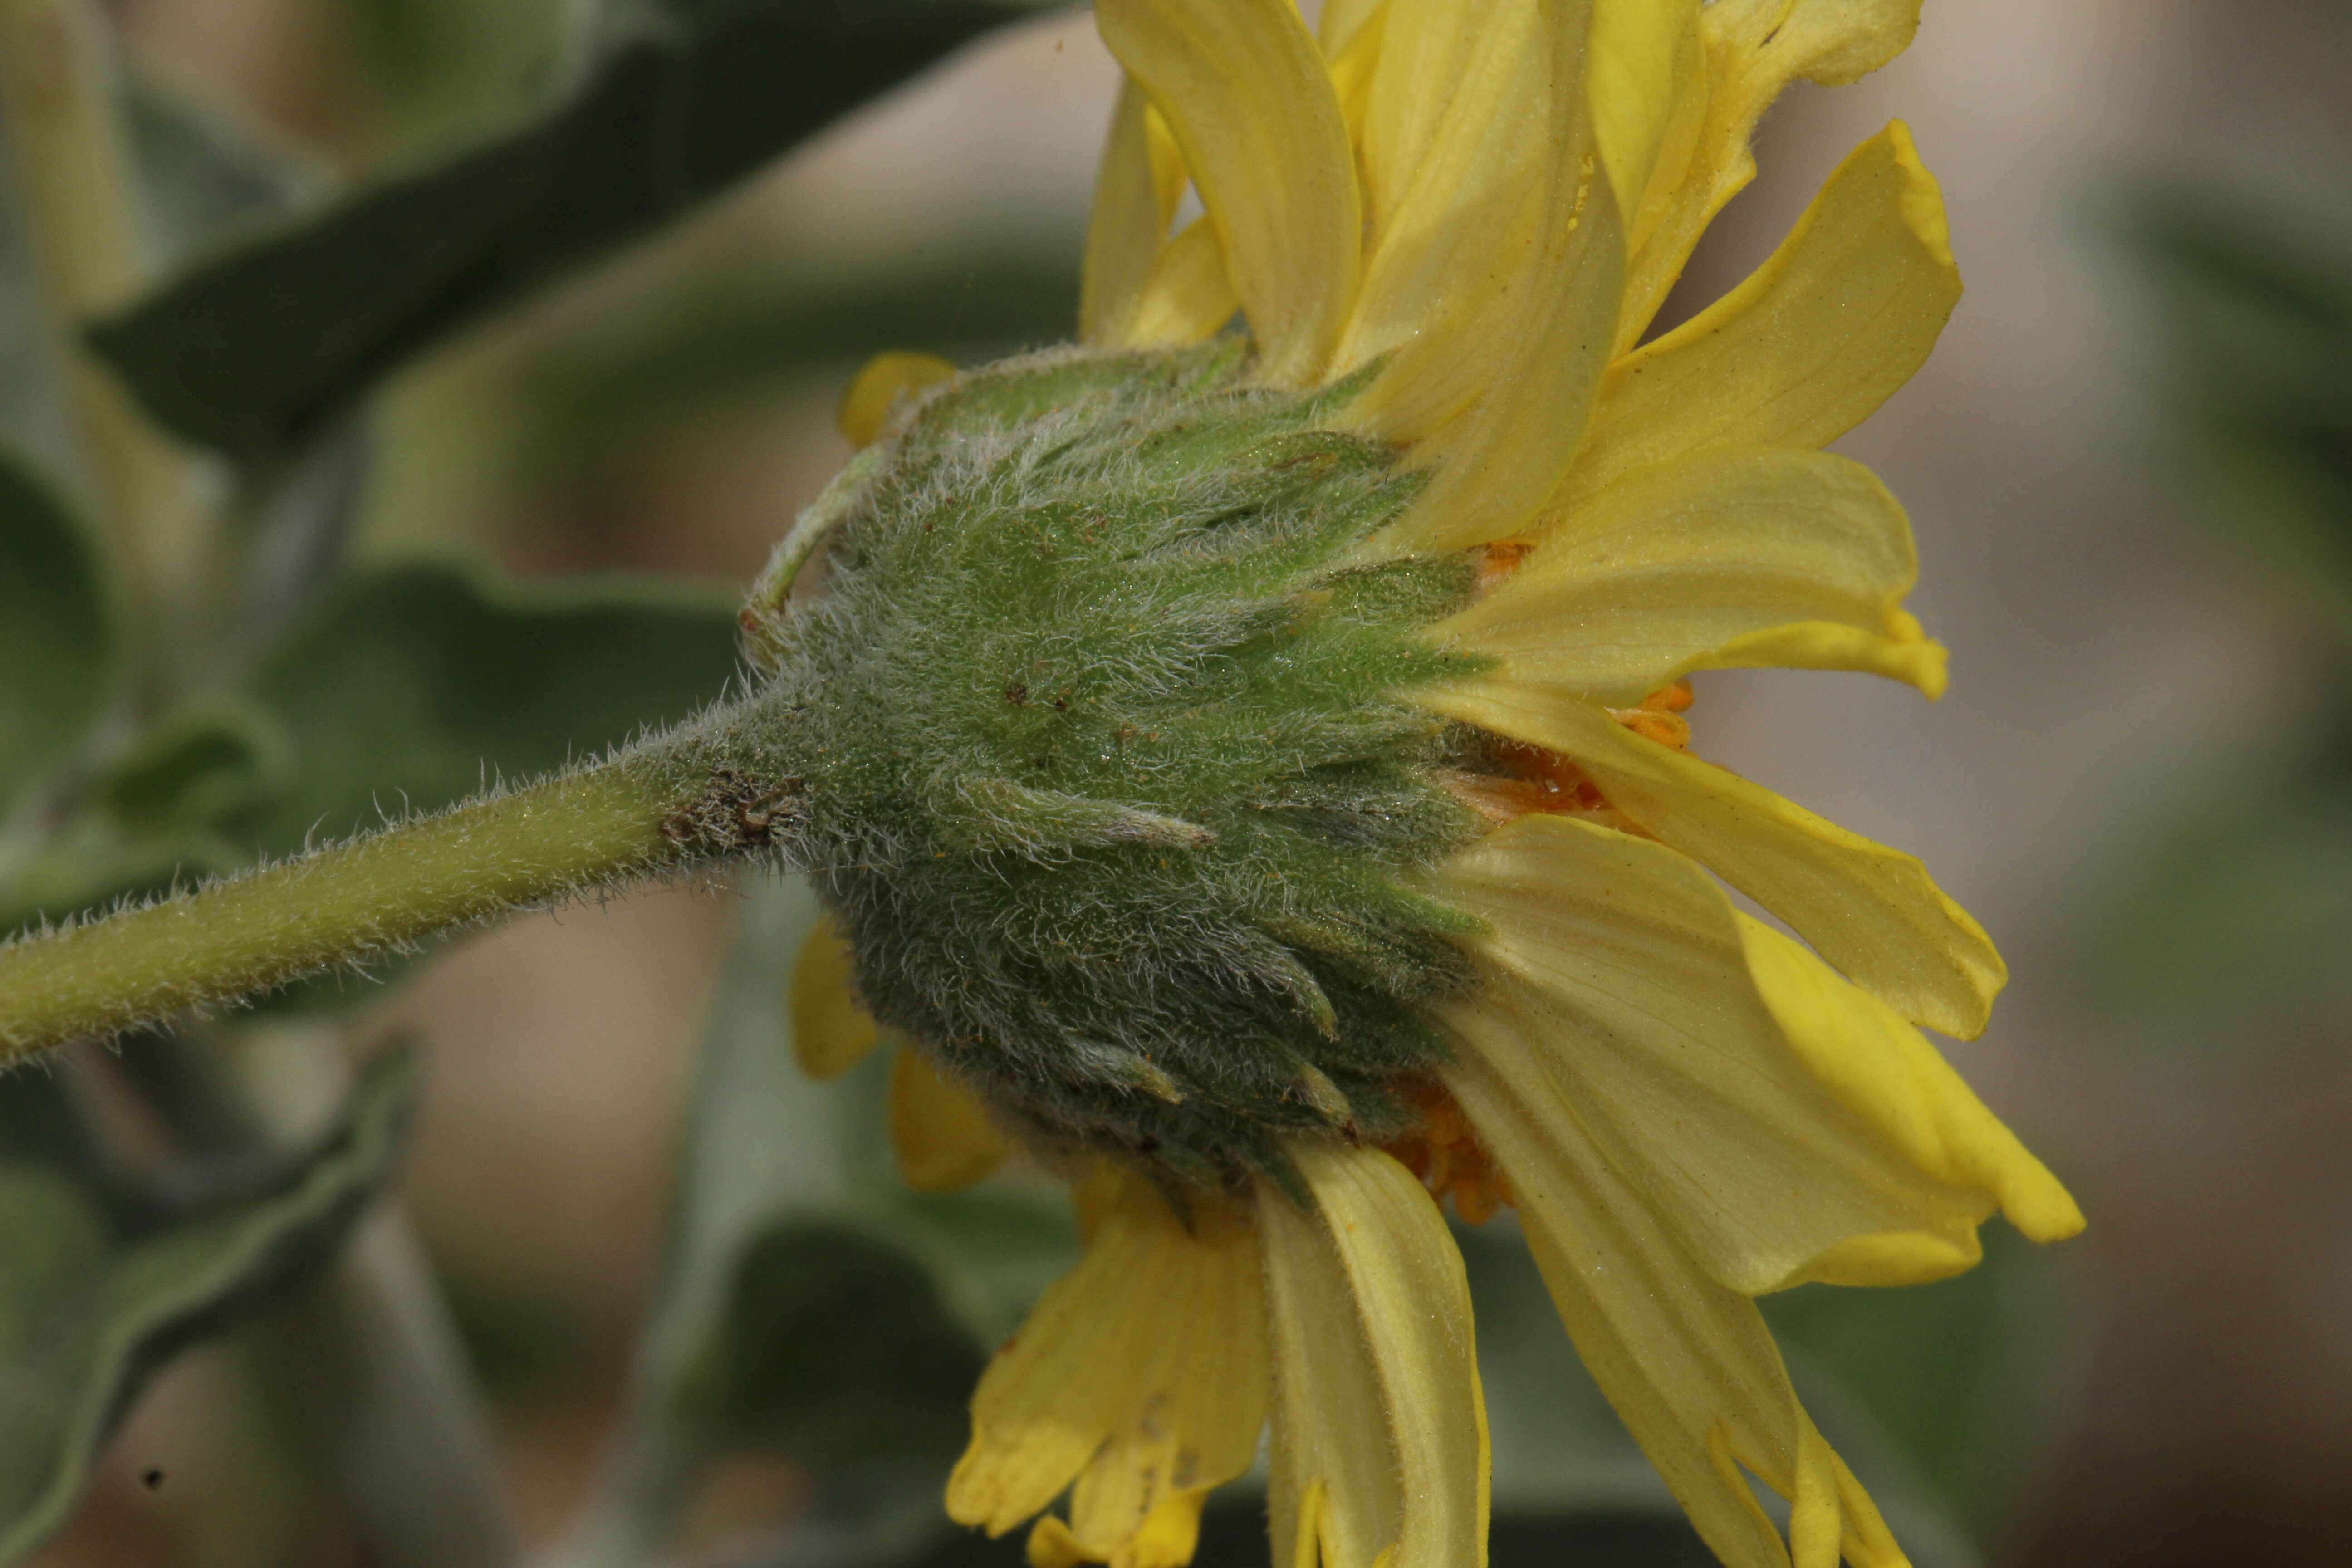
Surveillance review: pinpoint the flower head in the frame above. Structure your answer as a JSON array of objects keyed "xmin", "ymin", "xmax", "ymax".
[{"xmin": 754, "ymin": 2, "xmax": 2086, "ymax": 1566}]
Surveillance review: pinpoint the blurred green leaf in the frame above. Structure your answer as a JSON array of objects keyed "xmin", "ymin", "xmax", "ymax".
[
  {"xmin": 126, "ymin": 80, "xmax": 317, "ymax": 263},
  {"xmin": 2110, "ymin": 193, "xmax": 2352, "ymax": 1013},
  {"xmin": 0, "ymin": 698, "xmax": 282, "ymax": 938},
  {"xmin": 640, "ymin": 877, "xmax": 1074, "ymax": 1473},
  {"xmin": 0, "ymin": 172, "xmax": 59, "ymax": 461},
  {"xmin": 2125, "ymin": 194, "xmax": 2352, "ymax": 585},
  {"xmin": 2102, "ymin": 760, "xmax": 2352, "ymax": 1006},
  {"xmin": 336, "ymin": 0, "xmax": 572, "ymax": 157},
  {"xmin": 1763, "ymin": 1225, "xmax": 2071, "ymax": 1557},
  {"xmin": 0, "ymin": 1059, "xmax": 111, "ymax": 1190},
  {"xmin": 0, "ymin": 1047, "xmax": 416, "ymax": 1564},
  {"xmin": 0, "ymin": 697, "xmax": 300, "ymax": 936},
  {"xmin": 228, "ymin": 557, "xmax": 740, "ymax": 855},
  {"xmin": 0, "ymin": 451, "xmax": 113, "ymax": 823},
  {"xmin": 96, "ymin": 694, "xmax": 297, "ymax": 834},
  {"xmin": 3, "ymin": 78, "xmax": 307, "ymax": 484},
  {"xmin": 524, "ymin": 253, "xmax": 1079, "ymax": 466},
  {"xmin": 90, "ymin": 0, "xmax": 1032, "ymax": 463},
  {"xmin": 676, "ymin": 1220, "xmax": 982, "ymax": 1462}
]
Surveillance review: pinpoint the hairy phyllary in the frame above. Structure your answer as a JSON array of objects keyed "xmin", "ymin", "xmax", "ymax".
[{"xmin": 740, "ymin": 343, "xmax": 1496, "ymax": 1181}]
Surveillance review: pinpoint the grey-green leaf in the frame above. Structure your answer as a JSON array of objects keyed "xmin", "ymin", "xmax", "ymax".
[
  {"xmin": 523, "ymin": 254, "xmax": 1080, "ymax": 466},
  {"xmin": 0, "ymin": 695, "xmax": 292, "ymax": 941},
  {"xmin": 230, "ymin": 558, "xmax": 743, "ymax": 857},
  {"xmin": 673, "ymin": 1219, "xmax": 982, "ymax": 1462},
  {"xmin": 0, "ymin": 1047, "xmax": 417, "ymax": 1563},
  {"xmin": 637, "ymin": 878, "xmax": 1073, "ymax": 1470},
  {"xmin": 2123, "ymin": 193, "xmax": 2352, "ymax": 582},
  {"xmin": 88, "ymin": 0, "xmax": 1031, "ymax": 462},
  {"xmin": 2103, "ymin": 772, "xmax": 2352, "ymax": 1008},
  {"xmin": 0, "ymin": 451, "xmax": 113, "ymax": 821},
  {"xmin": 96, "ymin": 693, "xmax": 297, "ymax": 834}
]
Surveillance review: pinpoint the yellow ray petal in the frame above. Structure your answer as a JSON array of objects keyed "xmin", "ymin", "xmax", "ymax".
[
  {"xmin": 1429, "ymin": 813, "xmax": 2071, "ymax": 1292},
  {"xmin": 839, "ymin": 352, "xmax": 957, "ymax": 449},
  {"xmin": 788, "ymin": 912, "xmax": 879, "ymax": 1081},
  {"xmin": 1337, "ymin": 0, "xmax": 1545, "ymax": 359},
  {"xmin": 1621, "ymin": 0, "xmax": 1924, "ymax": 345},
  {"xmin": 947, "ymin": 1166, "xmax": 1268, "ymax": 1548},
  {"xmin": 1700, "ymin": 614, "xmax": 1946, "ymax": 693},
  {"xmin": 1119, "ymin": 219, "xmax": 1239, "ymax": 351},
  {"xmin": 1736, "ymin": 916, "xmax": 2085, "ymax": 1252},
  {"xmin": 1416, "ymin": 686, "xmax": 2003, "ymax": 1037},
  {"xmin": 1435, "ymin": 446, "xmax": 1945, "ymax": 703},
  {"xmin": 1353, "ymin": 0, "xmax": 1503, "ymax": 240},
  {"xmin": 889, "ymin": 1046, "xmax": 1009, "ymax": 1193},
  {"xmin": 1338, "ymin": 178, "xmax": 1548, "ymax": 448},
  {"xmin": 1333, "ymin": 0, "xmax": 1553, "ymax": 440},
  {"xmin": 1258, "ymin": 1141, "xmax": 1487, "ymax": 1568},
  {"xmin": 1445, "ymin": 1044, "xmax": 1907, "ymax": 1568},
  {"xmin": 1588, "ymin": 0, "xmax": 1698, "ymax": 230},
  {"xmin": 1029, "ymin": 1515, "xmax": 1091, "ymax": 1568},
  {"xmin": 1081, "ymin": 80, "xmax": 1187, "ymax": 347},
  {"xmin": 1095, "ymin": 0, "xmax": 1359, "ymax": 387},
  {"xmin": 1319, "ymin": 0, "xmax": 1387, "ymax": 55},
  {"xmin": 1068, "ymin": 1446, "xmax": 1215, "ymax": 1568},
  {"xmin": 1259, "ymin": 1195, "xmax": 1396, "ymax": 1568},
  {"xmin": 1325, "ymin": 6, "xmax": 1385, "ymax": 152},
  {"xmin": 1622, "ymin": 4, "xmax": 1707, "ymax": 259},
  {"xmin": 1029, "ymin": 1489, "xmax": 1210, "ymax": 1568},
  {"xmin": 1368, "ymin": 0, "xmax": 1626, "ymax": 557},
  {"xmin": 1563, "ymin": 123, "xmax": 1960, "ymax": 513},
  {"xmin": 1739, "ymin": 0, "xmax": 1924, "ymax": 86}
]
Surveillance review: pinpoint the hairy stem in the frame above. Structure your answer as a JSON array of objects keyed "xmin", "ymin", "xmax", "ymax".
[
  {"xmin": 0, "ymin": 720, "xmax": 779, "ymax": 1064},
  {"xmin": 0, "ymin": 0, "xmax": 212, "ymax": 710}
]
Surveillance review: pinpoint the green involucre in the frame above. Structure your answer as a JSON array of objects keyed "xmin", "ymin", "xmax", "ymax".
[{"xmin": 740, "ymin": 343, "xmax": 1494, "ymax": 1182}]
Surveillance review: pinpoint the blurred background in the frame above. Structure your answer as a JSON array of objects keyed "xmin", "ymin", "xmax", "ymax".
[{"xmin": 7, "ymin": 1, "xmax": 2352, "ymax": 1565}]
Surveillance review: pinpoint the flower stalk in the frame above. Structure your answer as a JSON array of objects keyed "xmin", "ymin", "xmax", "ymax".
[{"xmin": 0, "ymin": 708, "xmax": 799, "ymax": 1063}]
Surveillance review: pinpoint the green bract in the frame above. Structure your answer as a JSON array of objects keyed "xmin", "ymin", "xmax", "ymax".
[{"xmin": 737, "ymin": 344, "xmax": 1495, "ymax": 1182}]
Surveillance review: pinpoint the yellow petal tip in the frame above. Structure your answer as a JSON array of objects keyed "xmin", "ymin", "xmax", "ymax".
[
  {"xmin": 1787, "ymin": 1227, "xmax": 1984, "ymax": 1290},
  {"xmin": 1883, "ymin": 121, "xmax": 1957, "ymax": 277},
  {"xmin": 1885, "ymin": 613, "xmax": 1950, "ymax": 700},
  {"xmin": 788, "ymin": 914, "xmax": 881, "ymax": 1081},
  {"xmin": 2008, "ymin": 1172, "xmax": 2089, "ymax": 1245},
  {"xmin": 1027, "ymin": 1518, "xmax": 1091, "ymax": 1568},
  {"xmin": 840, "ymin": 351, "xmax": 958, "ymax": 448},
  {"xmin": 890, "ymin": 1046, "xmax": 1009, "ymax": 1193}
]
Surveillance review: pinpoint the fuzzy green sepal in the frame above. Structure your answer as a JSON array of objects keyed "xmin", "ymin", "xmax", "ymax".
[{"xmin": 745, "ymin": 343, "xmax": 1494, "ymax": 1182}]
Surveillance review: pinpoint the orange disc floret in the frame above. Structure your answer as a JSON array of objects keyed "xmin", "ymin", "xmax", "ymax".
[
  {"xmin": 1473, "ymin": 538, "xmax": 1538, "ymax": 594},
  {"xmin": 1606, "ymin": 681, "xmax": 1695, "ymax": 750},
  {"xmin": 1446, "ymin": 736, "xmax": 1625, "ymax": 831},
  {"xmin": 1446, "ymin": 685, "xmax": 1698, "ymax": 827},
  {"xmin": 1383, "ymin": 1079, "xmax": 1513, "ymax": 1226}
]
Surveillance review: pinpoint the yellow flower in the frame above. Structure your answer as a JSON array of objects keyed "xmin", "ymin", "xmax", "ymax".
[{"xmin": 803, "ymin": 3, "xmax": 2087, "ymax": 1568}]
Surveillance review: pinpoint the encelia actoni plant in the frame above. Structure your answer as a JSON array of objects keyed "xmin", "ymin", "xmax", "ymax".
[{"xmin": 0, "ymin": 2, "xmax": 2084, "ymax": 1567}]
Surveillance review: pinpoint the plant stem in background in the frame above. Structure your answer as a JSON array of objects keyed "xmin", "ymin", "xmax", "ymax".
[
  {"xmin": 532, "ymin": 1399, "xmax": 713, "ymax": 1568},
  {"xmin": 281, "ymin": 1208, "xmax": 526, "ymax": 1568},
  {"xmin": 0, "ymin": 0, "xmax": 212, "ymax": 712}
]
